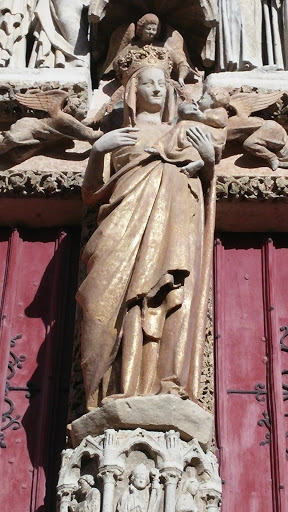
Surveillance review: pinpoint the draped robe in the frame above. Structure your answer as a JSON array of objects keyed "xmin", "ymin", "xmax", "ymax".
[{"xmin": 77, "ymin": 121, "xmax": 214, "ymax": 409}]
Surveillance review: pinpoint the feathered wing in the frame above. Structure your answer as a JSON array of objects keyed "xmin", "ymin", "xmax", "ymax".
[
  {"xmin": 230, "ymin": 91, "xmax": 283, "ymax": 117},
  {"xmin": 15, "ymin": 90, "xmax": 68, "ymax": 115},
  {"xmin": 101, "ymin": 22, "xmax": 135, "ymax": 75},
  {"xmin": 164, "ymin": 24, "xmax": 200, "ymax": 76}
]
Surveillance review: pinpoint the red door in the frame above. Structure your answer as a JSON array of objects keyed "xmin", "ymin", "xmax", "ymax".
[
  {"xmin": 215, "ymin": 234, "xmax": 288, "ymax": 512},
  {"xmin": 0, "ymin": 227, "xmax": 80, "ymax": 512}
]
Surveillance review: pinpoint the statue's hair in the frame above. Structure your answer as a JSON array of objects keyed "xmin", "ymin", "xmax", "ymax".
[
  {"xmin": 205, "ymin": 86, "xmax": 230, "ymax": 108},
  {"xmin": 79, "ymin": 474, "xmax": 94, "ymax": 487},
  {"xmin": 136, "ymin": 13, "xmax": 161, "ymax": 38}
]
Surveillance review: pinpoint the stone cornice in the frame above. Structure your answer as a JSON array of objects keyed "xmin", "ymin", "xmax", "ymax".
[{"xmin": 1, "ymin": 170, "xmax": 288, "ymax": 202}]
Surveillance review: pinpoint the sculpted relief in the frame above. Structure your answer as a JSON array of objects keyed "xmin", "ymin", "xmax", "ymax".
[{"xmin": 57, "ymin": 429, "xmax": 222, "ymax": 512}]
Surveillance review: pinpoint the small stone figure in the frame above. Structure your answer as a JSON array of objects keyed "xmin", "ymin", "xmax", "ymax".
[
  {"xmin": 69, "ymin": 475, "xmax": 101, "ymax": 512},
  {"xmin": 117, "ymin": 464, "xmax": 162, "ymax": 512},
  {"xmin": 0, "ymin": 89, "xmax": 102, "ymax": 163},
  {"xmin": 176, "ymin": 477, "xmax": 200, "ymax": 512},
  {"xmin": 107, "ymin": 13, "xmax": 199, "ymax": 86}
]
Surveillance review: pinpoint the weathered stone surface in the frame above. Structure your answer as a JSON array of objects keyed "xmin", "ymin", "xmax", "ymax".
[
  {"xmin": 71, "ymin": 395, "xmax": 213, "ymax": 450},
  {"xmin": 206, "ymin": 69, "xmax": 288, "ymax": 92}
]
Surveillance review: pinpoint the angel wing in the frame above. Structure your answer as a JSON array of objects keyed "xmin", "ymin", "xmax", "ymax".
[
  {"xmin": 229, "ymin": 90, "xmax": 283, "ymax": 118},
  {"xmin": 165, "ymin": 26, "xmax": 188, "ymax": 61},
  {"xmin": 101, "ymin": 22, "xmax": 135, "ymax": 75},
  {"xmin": 15, "ymin": 89, "xmax": 68, "ymax": 116},
  {"xmin": 164, "ymin": 25, "xmax": 200, "ymax": 77}
]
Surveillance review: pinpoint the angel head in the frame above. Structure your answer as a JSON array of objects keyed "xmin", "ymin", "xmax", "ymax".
[{"xmin": 136, "ymin": 13, "xmax": 161, "ymax": 43}]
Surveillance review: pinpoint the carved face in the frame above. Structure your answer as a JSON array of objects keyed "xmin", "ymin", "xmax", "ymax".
[
  {"xmin": 136, "ymin": 68, "xmax": 166, "ymax": 113},
  {"xmin": 141, "ymin": 22, "xmax": 158, "ymax": 43},
  {"xmin": 78, "ymin": 478, "xmax": 91, "ymax": 495},
  {"xmin": 131, "ymin": 472, "xmax": 150, "ymax": 490}
]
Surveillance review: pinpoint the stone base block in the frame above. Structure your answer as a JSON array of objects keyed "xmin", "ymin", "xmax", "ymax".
[{"xmin": 71, "ymin": 395, "xmax": 213, "ymax": 451}]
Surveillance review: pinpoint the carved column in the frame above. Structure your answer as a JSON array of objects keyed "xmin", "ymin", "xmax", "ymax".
[
  {"xmin": 202, "ymin": 492, "xmax": 222, "ymax": 512},
  {"xmin": 161, "ymin": 469, "xmax": 182, "ymax": 512},
  {"xmin": 99, "ymin": 467, "xmax": 123, "ymax": 512}
]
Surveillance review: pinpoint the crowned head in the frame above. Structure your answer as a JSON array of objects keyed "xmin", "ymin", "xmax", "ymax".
[{"xmin": 114, "ymin": 45, "xmax": 172, "ymax": 85}]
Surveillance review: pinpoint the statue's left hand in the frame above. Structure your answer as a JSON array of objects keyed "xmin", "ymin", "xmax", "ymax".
[{"xmin": 186, "ymin": 126, "xmax": 215, "ymax": 164}]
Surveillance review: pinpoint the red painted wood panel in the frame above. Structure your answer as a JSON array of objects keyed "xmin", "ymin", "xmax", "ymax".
[
  {"xmin": 215, "ymin": 235, "xmax": 274, "ymax": 512},
  {"xmin": 0, "ymin": 227, "xmax": 80, "ymax": 512},
  {"xmin": 265, "ymin": 237, "xmax": 288, "ymax": 511},
  {"xmin": 215, "ymin": 234, "xmax": 288, "ymax": 512}
]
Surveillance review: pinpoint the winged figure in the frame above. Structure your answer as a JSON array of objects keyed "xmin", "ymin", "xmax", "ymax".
[
  {"xmin": 227, "ymin": 90, "xmax": 288, "ymax": 170},
  {"xmin": 0, "ymin": 90, "xmax": 102, "ymax": 163}
]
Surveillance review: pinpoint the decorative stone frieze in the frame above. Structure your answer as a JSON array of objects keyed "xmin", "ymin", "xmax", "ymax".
[
  {"xmin": 57, "ymin": 428, "xmax": 221, "ymax": 512},
  {"xmin": 0, "ymin": 170, "xmax": 83, "ymax": 198},
  {"xmin": 216, "ymin": 175, "xmax": 288, "ymax": 201}
]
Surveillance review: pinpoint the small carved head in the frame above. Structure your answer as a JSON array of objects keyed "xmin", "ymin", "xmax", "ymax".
[
  {"xmin": 78, "ymin": 474, "xmax": 94, "ymax": 495},
  {"xmin": 136, "ymin": 13, "xmax": 161, "ymax": 43},
  {"xmin": 130, "ymin": 464, "xmax": 150, "ymax": 490},
  {"xmin": 198, "ymin": 87, "xmax": 230, "ymax": 111}
]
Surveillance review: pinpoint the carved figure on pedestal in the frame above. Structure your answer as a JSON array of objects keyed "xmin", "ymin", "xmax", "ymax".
[
  {"xmin": 76, "ymin": 45, "xmax": 217, "ymax": 409},
  {"xmin": 117, "ymin": 464, "xmax": 161, "ymax": 512},
  {"xmin": 0, "ymin": 90, "xmax": 102, "ymax": 163},
  {"xmin": 28, "ymin": 0, "xmax": 90, "ymax": 68},
  {"xmin": 176, "ymin": 477, "xmax": 200, "ymax": 512},
  {"xmin": 227, "ymin": 90, "xmax": 288, "ymax": 170},
  {"xmin": 0, "ymin": 0, "xmax": 36, "ymax": 67},
  {"xmin": 69, "ymin": 475, "xmax": 101, "ymax": 512}
]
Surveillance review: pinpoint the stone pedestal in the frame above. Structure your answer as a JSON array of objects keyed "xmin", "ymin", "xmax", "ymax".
[{"xmin": 70, "ymin": 395, "xmax": 214, "ymax": 450}]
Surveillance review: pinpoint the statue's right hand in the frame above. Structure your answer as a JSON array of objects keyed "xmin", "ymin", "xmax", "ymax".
[{"xmin": 93, "ymin": 127, "xmax": 139, "ymax": 154}]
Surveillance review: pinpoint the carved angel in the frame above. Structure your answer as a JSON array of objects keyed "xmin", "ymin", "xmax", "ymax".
[
  {"xmin": 102, "ymin": 13, "xmax": 199, "ymax": 86},
  {"xmin": 0, "ymin": 89, "xmax": 102, "ymax": 163},
  {"xmin": 227, "ymin": 90, "xmax": 288, "ymax": 170}
]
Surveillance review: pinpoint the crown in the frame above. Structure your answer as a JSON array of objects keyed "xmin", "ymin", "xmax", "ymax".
[{"xmin": 114, "ymin": 45, "xmax": 173, "ymax": 85}]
